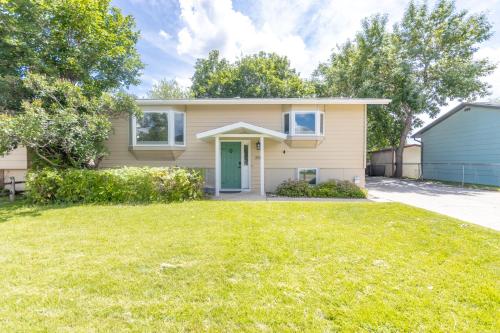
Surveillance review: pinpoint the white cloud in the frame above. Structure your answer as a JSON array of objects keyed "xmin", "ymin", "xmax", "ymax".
[
  {"xmin": 175, "ymin": 0, "xmax": 309, "ymax": 73},
  {"xmin": 159, "ymin": 29, "xmax": 171, "ymax": 40},
  {"xmin": 173, "ymin": 0, "xmax": 411, "ymax": 76}
]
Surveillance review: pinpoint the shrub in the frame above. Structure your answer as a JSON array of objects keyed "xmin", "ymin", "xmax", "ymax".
[
  {"xmin": 26, "ymin": 167, "xmax": 204, "ymax": 204},
  {"xmin": 311, "ymin": 180, "xmax": 367, "ymax": 198},
  {"xmin": 275, "ymin": 179, "xmax": 366, "ymax": 198},
  {"xmin": 275, "ymin": 180, "xmax": 312, "ymax": 197}
]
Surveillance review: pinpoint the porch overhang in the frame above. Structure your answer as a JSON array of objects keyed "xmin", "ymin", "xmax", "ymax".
[{"xmin": 196, "ymin": 122, "xmax": 287, "ymax": 141}]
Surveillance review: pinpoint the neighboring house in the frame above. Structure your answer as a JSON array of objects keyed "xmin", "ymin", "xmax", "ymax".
[
  {"xmin": 102, "ymin": 98, "xmax": 390, "ymax": 196},
  {"xmin": 369, "ymin": 144, "xmax": 421, "ymax": 179},
  {"xmin": 413, "ymin": 103, "xmax": 500, "ymax": 186},
  {"xmin": 0, "ymin": 147, "xmax": 28, "ymax": 191}
]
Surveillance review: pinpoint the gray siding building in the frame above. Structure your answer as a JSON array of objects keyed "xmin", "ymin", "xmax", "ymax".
[{"xmin": 413, "ymin": 103, "xmax": 500, "ymax": 186}]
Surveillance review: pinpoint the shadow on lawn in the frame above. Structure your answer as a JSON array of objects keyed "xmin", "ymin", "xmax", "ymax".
[
  {"xmin": 0, "ymin": 198, "xmax": 73, "ymax": 223},
  {"xmin": 0, "ymin": 198, "xmax": 193, "ymax": 223}
]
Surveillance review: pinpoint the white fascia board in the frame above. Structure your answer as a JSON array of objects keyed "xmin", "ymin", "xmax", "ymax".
[{"xmin": 137, "ymin": 98, "xmax": 391, "ymax": 106}]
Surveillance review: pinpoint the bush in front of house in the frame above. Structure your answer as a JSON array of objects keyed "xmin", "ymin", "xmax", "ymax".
[
  {"xmin": 26, "ymin": 167, "xmax": 204, "ymax": 204},
  {"xmin": 274, "ymin": 180, "xmax": 312, "ymax": 197},
  {"xmin": 275, "ymin": 179, "xmax": 366, "ymax": 198}
]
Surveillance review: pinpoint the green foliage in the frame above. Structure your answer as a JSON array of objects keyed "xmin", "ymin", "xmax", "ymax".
[
  {"xmin": 275, "ymin": 179, "xmax": 366, "ymax": 198},
  {"xmin": 26, "ymin": 167, "xmax": 204, "ymax": 204},
  {"xmin": 275, "ymin": 180, "xmax": 312, "ymax": 197},
  {"xmin": 0, "ymin": 0, "xmax": 143, "ymax": 101},
  {"xmin": 148, "ymin": 79, "xmax": 192, "ymax": 99},
  {"xmin": 313, "ymin": 180, "xmax": 367, "ymax": 198},
  {"xmin": 314, "ymin": 0, "xmax": 495, "ymax": 160},
  {"xmin": 0, "ymin": 74, "xmax": 140, "ymax": 168},
  {"xmin": 191, "ymin": 50, "xmax": 315, "ymax": 98}
]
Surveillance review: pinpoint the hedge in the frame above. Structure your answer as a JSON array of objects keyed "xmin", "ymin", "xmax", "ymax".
[
  {"xmin": 26, "ymin": 167, "xmax": 204, "ymax": 204},
  {"xmin": 275, "ymin": 179, "xmax": 367, "ymax": 198}
]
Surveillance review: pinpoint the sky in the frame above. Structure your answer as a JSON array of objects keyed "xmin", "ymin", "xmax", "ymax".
[{"xmin": 113, "ymin": 0, "xmax": 500, "ymax": 130}]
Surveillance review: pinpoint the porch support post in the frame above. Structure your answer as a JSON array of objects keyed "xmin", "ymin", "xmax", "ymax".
[
  {"xmin": 260, "ymin": 136, "xmax": 265, "ymax": 196},
  {"xmin": 215, "ymin": 136, "xmax": 221, "ymax": 196}
]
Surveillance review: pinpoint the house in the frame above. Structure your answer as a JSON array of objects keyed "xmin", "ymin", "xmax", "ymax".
[
  {"xmin": 413, "ymin": 102, "xmax": 500, "ymax": 186},
  {"xmin": 369, "ymin": 144, "xmax": 421, "ymax": 178},
  {"xmin": 102, "ymin": 98, "xmax": 391, "ymax": 196},
  {"xmin": 0, "ymin": 147, "xmax": 28, "ymax": 191}
]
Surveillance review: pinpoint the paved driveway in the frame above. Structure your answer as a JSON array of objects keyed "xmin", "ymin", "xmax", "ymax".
[{"xmin": 366, "ymin": 177, "xmax": 500, "ymax": 231}]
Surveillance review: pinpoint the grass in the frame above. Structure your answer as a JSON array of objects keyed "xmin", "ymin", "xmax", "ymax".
[{"xmin": 0, "ymin": 201, "xmax": 498, "ymax": 332}]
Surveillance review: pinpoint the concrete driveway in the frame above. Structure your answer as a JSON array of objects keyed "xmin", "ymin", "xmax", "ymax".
[{"xmin": 366, "ymin": 177, "xmax": 500, "ymax": 231}]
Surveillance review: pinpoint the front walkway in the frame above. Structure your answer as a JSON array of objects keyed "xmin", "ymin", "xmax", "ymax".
[{"xmin": 366, "ymin": 177, "xmax": 500, "ymax": 230}]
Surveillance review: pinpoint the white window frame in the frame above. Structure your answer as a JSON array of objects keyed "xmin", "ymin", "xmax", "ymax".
[
  {"xmin": 284, "ymin": 111, "xmax": 325, "ymax": 136},
  {"xmin": 297, "ymin": 168, "xmax": 319, "ymax": 185},
  {"xmin": 173, "ymin": 111, "xmax": 187, "ymax": 146},
  {"xmin": 319, "ymin": 112, "xmax": 325, "ymax": 135},
  {"xmin": 132, "ymin": 110, "xmax": 186, "ymax": 147}
]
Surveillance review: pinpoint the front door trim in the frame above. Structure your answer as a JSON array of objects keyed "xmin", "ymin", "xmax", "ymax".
[{"xmin": 220, "ymin": 139, "xmax": 251, "ymax": 191}]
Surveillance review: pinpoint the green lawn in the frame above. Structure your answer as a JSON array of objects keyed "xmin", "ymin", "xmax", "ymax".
[{"xmin": 0, "ymin": 201, "xmax": 498, "ymax": 332}]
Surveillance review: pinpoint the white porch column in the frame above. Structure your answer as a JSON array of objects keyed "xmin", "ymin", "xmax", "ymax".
[
  {"xmin": 260, "ymin": 136, "xmax": 265, "ymax": 196},
  {"xmin": 215, "ymin": 136, "xmax": 221, "ymax": 196}
]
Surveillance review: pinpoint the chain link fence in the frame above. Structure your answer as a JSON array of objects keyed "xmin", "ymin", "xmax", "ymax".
[
  {"xmin": 368, "ymin": 162, "xmax": 500, "ymax": 187},
  {"xmin": 421, "ymin": 162, "xmax": 500, "ymax": 187}
]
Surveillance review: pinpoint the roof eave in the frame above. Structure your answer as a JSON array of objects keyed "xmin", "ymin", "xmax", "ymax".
[{"xmin": 136, "ymin": 98, "xmax": 391, "ymax": 106}]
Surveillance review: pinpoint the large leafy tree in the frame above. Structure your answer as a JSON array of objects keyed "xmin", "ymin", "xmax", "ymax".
[
  {"xmin": 191, "ymin": 50, "xmax": 314, "ymax": 98},
  {"xmin": 315, "ymin": 0, "xmax": 495, "ymax": 177},
  {"xmin": 0, "ymin": 74, "xmax": 139, "ymax": 168},
  {"xmin": 148, "ymin": 79, "xmax": 192, "ymax": 99},
  {"xmin": 0, "ymin": 0, "xmax": 143, "ymax": 168},
  {"xmin": 0, "ymin": 0, "xmax": 143, "ymax": 103}
]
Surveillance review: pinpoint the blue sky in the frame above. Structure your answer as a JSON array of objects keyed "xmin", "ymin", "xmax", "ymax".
[{"xmin": 113, "ymin": 0, "xmax": 500, "ymax": 127}]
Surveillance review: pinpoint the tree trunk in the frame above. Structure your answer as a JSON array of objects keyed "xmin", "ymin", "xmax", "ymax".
[{"xmin": 394, "ymin": 112, "xmax": 413, "ymax": 178}]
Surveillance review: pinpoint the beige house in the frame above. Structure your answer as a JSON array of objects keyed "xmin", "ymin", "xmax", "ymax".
[
  {"xmin": 0, "ymin": 147, "xmax": 28, "ymax": 191},
  {"xmin": 369, "ymin": 144, "xmax": 421, "ymax": 179},
  {"xmin": 103, "ymin": 98, "xmax": 390, "ymax": 196}
]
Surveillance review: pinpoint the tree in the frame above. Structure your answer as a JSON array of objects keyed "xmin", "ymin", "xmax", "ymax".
[
  {"xmin": 0, "ymin": 74, "xmax": 140, "ymax": 168},
  {"xmin": 191, "ymin": 50, "xmax": 315, "ymax": 98},
  {"xmin": 148, "ymin": 79, "xmax": 192, "ymax": 99},
  {"xmin": 0, "ymin": 0, "xmax": 143, "ymax": 109},
  {"xmin": 0, "ymin": 0, "xmax": 143, "ymax": 168},
  {"xmin": 315, "ymin": 0, "xmax": 495, "ymax": 177}
]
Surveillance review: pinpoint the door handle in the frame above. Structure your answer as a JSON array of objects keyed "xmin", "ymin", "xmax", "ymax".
[{"xmin": 238, "ymin": 161, "xmax": 241, "ymax": 168}]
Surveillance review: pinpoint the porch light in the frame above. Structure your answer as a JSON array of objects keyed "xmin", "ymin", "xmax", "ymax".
[{"xmin": 256, "ymin": 141, "xmax": 261, "ymax": 150}]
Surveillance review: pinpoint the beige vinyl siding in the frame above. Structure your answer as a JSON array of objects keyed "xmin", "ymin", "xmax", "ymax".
[
  {"xmin": 370, "ymin": 145, "xmax": 421, "ymax": 179},
  {"xmin": 402, "ymin": 146, "xmax": 421, "ymax": 179},
  {"xmin": 0, "ymin": 147, "xmax": 28, "ymax": 191},
  {"xmin": 0, "ymin": 147, "xmax": 28, "ymax": 170},
  {"xmin": 102, "ymin": 104, "xmax": 366, "ymax": 189}
]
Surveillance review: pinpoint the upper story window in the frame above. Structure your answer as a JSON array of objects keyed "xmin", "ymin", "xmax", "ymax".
[
  {"xmin": 283, "ymin": 111, "xmax": 325, "ymax": 136},
  {"xmin": 133, "ymin": 110, "xmax": 185, "ymax": 146}
]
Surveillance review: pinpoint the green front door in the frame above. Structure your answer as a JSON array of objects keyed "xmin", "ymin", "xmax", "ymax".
[{"xmin": 221, "ymin": 142, "xmax": 241, "ymax": 189}]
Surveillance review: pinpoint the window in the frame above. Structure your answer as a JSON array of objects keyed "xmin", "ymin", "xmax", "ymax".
[
  {"xmin": 283, "ymin": 112, "xmax": 290, "ymax": 134},
  {"xmin": 174, "ymin": 112, "xmax": 185, "ymax": 145},
  {"xmin": 283, "ymin": 111, "xmax": 325, "ymax": 136},
  {"xmin": 243, "ymin": 144, "xmax": 249, "ymax": 166},
  {"xmin": 295, "ymin": 112, "xmax": 316, "ymax": 135},
  {"xmin": 298, "ymin": 168, "xmax": 318, "ymax": 185},
  {"xmin": 136, "ymin": 111, "xmax": 169, "ymax": 145},
  {"xmin": 133, "ymin": 110, "xmax": 185, "ymax": 146}
]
